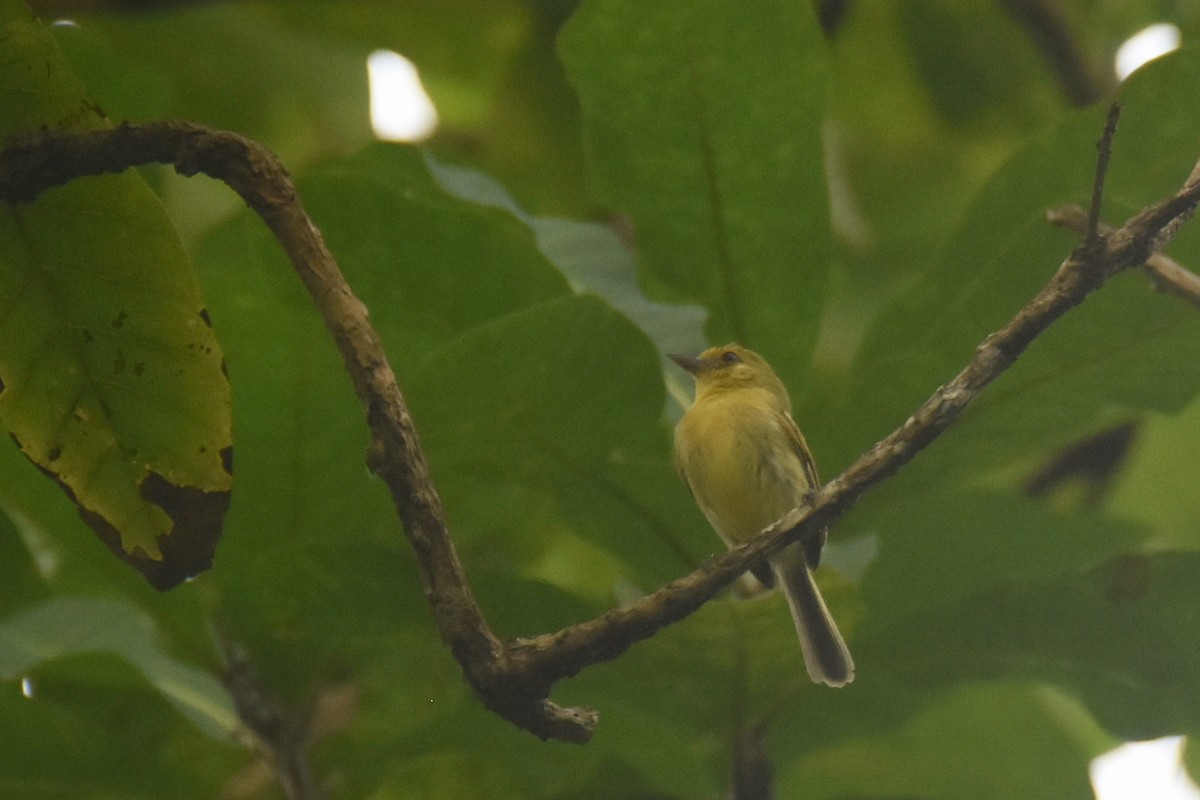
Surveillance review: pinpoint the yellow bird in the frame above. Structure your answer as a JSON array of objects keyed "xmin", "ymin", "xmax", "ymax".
[{"xmin": 671, "ymin": 344, "xmax": 854, "ymax": 687}]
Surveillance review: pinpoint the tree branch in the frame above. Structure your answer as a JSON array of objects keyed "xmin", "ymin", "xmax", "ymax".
[
  {"xmin": 3, "ymin": 112, "xmax": 1200, "ymax": 745},
  {"xmin": 1048, "ymin": 203, "xmax": 1200, "ymax": 309},
  {"xmin": 217, "ymin": 629, "xmax": 324, "ymax": 800},
  {"xmin": 1086, "ymin": 103, "xmax": 1121, "ymax": 245}
]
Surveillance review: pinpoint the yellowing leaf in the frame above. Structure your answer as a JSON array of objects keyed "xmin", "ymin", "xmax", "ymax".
[{"xmin": 0, "ymin": 4, "xmax": 232, "ymax": 588}]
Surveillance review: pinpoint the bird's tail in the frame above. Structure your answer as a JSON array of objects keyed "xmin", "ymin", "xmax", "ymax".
[{"xmin": 772, "ymin": 546, "xmax": 854, "ymax": 687}]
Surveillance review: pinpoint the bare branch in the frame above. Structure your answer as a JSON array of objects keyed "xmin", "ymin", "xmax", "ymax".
[{"xmin": 5, "ymin": 116, "xmax": 1200, "ymax": 745}]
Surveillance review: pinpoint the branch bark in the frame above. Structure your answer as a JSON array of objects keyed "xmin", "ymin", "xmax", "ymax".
[
  {"xmin": 1048, "ymin": 203, "xmax": 1200, "ymax": 309},
  {"xmin": 217, "ymin": 630, "xmax": 324, "ymax": 800},
  {"xmin": 3, "ymin": 112, "xmax": 1199, "ymax": 745}
]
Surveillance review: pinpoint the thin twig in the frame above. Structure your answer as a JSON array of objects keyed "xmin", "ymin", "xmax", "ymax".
[
  {"xmin": 1087, "ymin": 103, "xmax": 1121, "ymax": 241},
  {"xmin": 1087, "ymin": 103, "xmax": 1121, "ymax": 245}
]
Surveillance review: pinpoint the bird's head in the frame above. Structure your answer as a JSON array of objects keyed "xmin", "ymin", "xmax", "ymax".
[{"xmin": 670, "ymin": 344, "xmax": 790, "ymax": 405}]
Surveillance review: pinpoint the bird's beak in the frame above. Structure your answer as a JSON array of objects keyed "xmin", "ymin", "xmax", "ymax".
[{"xmin": 669, "ymin": 353, "xmax": 706, "ymax": 374}]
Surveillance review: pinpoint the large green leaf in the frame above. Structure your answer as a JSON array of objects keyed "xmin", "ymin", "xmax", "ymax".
[
  {"xmin": 858, "ymin": 489, "xmax": 1147, "ymax": 625},
  {"xmin": 405, "ymin": 293, "xmax": 706, "ymax": 590},
  {"xmin": 559, "ymin": 0, "xmax": 831, "ymax": 381},
  {"xmin": 0, "ymin": 3, "xmax": 232, "ymax": 588},
  {"xmin": 299, "ymin": 143, "xmax": 572, "ymax": 364},
  {"xmin": 780, "ymin": 682, "xmax": 1104, "ymax": 800},
  {"xmin": 284, "ymin": 145, "xmax": 713, "ymax": 590},
  {"xmin": 424, "ymin": 154, "xmax": 710, "ymax": 370},
  {"xmin": 857, "ymin": 551, "xmax": 1200, "ymax": 742}
]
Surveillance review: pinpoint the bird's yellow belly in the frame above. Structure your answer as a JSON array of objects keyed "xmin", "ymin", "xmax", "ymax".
[{"xmin": 676, "ymin": 403, "xmax": 806, "ymax": 545}]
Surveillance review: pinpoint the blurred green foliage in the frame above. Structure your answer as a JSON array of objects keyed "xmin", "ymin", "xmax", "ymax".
[{"xmin": 3, "ymin": 0, "xmax": 1200, "ymax": 798}]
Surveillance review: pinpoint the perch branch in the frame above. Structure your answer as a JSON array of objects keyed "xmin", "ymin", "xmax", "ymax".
[{"xmin": 4, "ymin": 108, "xmax": 1200, "ymax": 745}]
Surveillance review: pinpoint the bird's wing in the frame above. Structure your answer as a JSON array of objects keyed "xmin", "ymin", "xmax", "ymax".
[
  {"xmin": 780, "ymin": 410, "xmax": 821, "ymax": 491},
  {"xmin": 779, "ymin": 409, "xmax": 827, "ymax": 566}
]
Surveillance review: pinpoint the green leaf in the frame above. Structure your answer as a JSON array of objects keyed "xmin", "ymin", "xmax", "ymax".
[
  {"xmin": 424, "ymin": 153, "xmax": 709, "ymax": 371},
  {"xmin": 0, "ymin": 596, "xmax": 238, "ymax": 739},
  {"xmin": 858, "ymin": 489, "xmax": 1147, "ymax": 624},
  {"xmin": 1112, "ymin": 394, "xmax": 1200, "ymax": 549},
  {"xmin": 406, "ymin": 293, "xmax": 707, "ymax": 588},
  {"xmin": 300, "ymin": 143, "xmax": 571, "ymax": 364},
  {"xmin": 0, "ymin": 4, "xmax": 232, "ymax": 588},
  {"xmin": 559, "ymin": 0, "xmax": 831, "ymax": 380},
  {"xmin": 273, "ymin": 144, "xmax": 711, "ymax": 589},
  {"xmin": 52, "ymin": 4, "xmax": 372, "ymax": 165},
  {"xmin": 852, "ymin": 552, "xmax": 1200, "ymax": 742},
  {"xmin": 780, "ymin": 682, "xmax": 1103, "ymax": 800}
]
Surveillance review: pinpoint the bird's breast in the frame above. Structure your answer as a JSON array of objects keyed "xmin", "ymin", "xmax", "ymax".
[{"xmin": 675, "ymin": 393, "xmax": 809, "ymax": 545}]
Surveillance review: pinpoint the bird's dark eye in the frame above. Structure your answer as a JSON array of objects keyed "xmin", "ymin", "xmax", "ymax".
[{"xmin": 721, "ymin": 350, "xmax": 741, "ymax": 364}]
